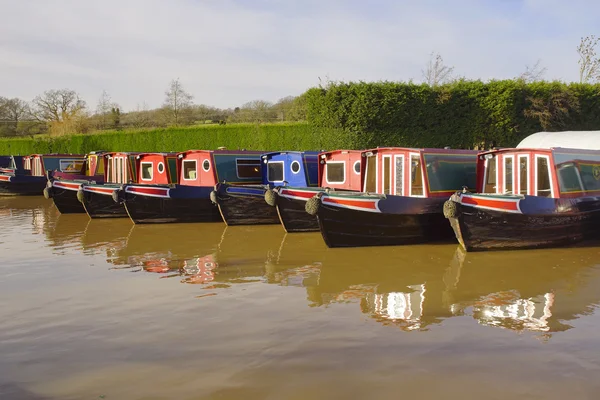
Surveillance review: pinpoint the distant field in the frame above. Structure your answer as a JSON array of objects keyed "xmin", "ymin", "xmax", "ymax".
[{"xmin": 0, "ymin": 122, "xmax": 353, "ymax": 155}]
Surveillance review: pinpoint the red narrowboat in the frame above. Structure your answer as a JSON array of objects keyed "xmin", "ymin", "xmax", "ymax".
[
  {"xmin": 445, "ymin": 131, "xmax": 600, "ymax": 251},
  {"xmin": 308, "ymin": 147, "xmax": 478, "ymax": 247}
]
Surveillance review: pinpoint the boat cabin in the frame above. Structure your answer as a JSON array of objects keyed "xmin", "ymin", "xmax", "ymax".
[
  {"xmin": 261, "ymin": 151, "xmax": 319, "ymax": 187},
  {"xmin": 135, "ymin": 153, "xmax": 178, "ymax": 185},
  {"xmin": 176, "ymin": 150, "xmax": 264, "ymax": 187},
  {"xmin": 23, "ymin": 154, "xmax": 85, "ymax": 176},
  {"xmin": 477, "ymin": 147, "xmax": 600, "ymax": 199},
  {"xmin": 479, "ymin": 131, "xmax": 600, "ymax": 199},
  {"xmin": 0, "ymin": 156, "xmax": 11, "ymax": 169},
  {"xmin": 318, "ymin": 150, "xmax": 363, "ymax": 190},
  {"xmin": 102, "ymin": 152, "xmax": 140, "ymax": 184},
  {"xmin": 0, "ymin": 156, "xmax": 24, "ymax": 174},
  {"xmin": 361, "ymin": 147, "xmax": 478, "ymax": 197}
]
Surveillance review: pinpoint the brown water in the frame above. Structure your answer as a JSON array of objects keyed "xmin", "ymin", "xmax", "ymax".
[{"xmin": 2, "ymin": 198, "xmax": 600, "ymax": 399}]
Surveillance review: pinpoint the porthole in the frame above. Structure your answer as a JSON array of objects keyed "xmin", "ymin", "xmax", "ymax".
[
  {"xmin": 157, "ymin": 162, "xmax": 165, "ymax": 174},
  {"xmin": 202, "ymin": 159, "xmax": 211, "ymax": 172},
  {"xmin": 353, "ymin": 160, "xmax": 361, "ymax": 174},
  {"xmin": 290, "ymin": 160, "xmax": 301, "ymax": 174}
]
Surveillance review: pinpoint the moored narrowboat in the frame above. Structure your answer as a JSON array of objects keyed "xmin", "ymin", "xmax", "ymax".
[
  {"xmin": 0, "ymin": 154, "xmax": 84, "ymax": 196},
  {"xmin": 79, "ymin": 152, "xmax": 141, "ymax": 218},
  {"xmin": 45, "ymin": 152, "xmax": 106, "ymax": 213},
  {"xmin": 309, "ymin": 147, "xmax": 478, "ymax": 247},
  {"xmin": 212, "ymin": 151, "xmax": 319, "ymax": 225},
  {"xmin": 444, "ymin": 131, "xmax": 600, "ymax": 251},
  {"xmin": 265, "ymin": 150, "xmax": 363, "ymax": 232},
  {"xmin": 120, "ymin": 150, "xmax": 263, "ymax": 224}
]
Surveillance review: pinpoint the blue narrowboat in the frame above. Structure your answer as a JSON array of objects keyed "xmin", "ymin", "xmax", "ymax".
[
  {"xmin": 45, "ymin": 151, "xmax": 107, "ymax": 214},
  {"xmin": 264, "ymin": 149, "xmax": 364, "ymax": 232},
  {"xmin": 0, "ymin": 154, "xmax": 85, "ymax": 196},
  {"xmin": 211, "ymin": 151, "xmax": 319, "ymax": 225},
  {"xmin": 119, "ymin": 149, "xmax": 264, "ymax": 224}
]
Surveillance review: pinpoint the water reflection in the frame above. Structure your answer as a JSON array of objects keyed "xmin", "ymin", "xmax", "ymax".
[{"xmin": 16, "ymin": 197, "xmax": 600, "ymax": 337}]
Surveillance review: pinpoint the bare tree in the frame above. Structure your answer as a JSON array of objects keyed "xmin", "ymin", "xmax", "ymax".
[
  {"xmin": 163, "ymin": 78, "xmax": 193, "ymax": 125},
  {"xmin": 422, "ymin": 52, "xmax": 455, "ymax": 86},
  {"xmin": 96, "ymin": 90, "xmax": 114, "ymax": 129},
  {"xmin": 32, "ymin": 89, "xmax": 86, "ymax": 122},
  {"xmin": 577, "ymin": 35, "xmax": 600, "ymax": 83},
  {"xmin": 518, "ymin": 59, "xmax": 547, "ymax": 83}
]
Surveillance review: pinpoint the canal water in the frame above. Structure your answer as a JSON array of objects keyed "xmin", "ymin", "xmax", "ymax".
[{"xmin": 2, "ymin": 197, "xmax": 600, "ymax": 399}]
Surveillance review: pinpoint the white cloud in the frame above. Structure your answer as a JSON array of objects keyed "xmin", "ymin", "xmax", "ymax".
[{"xmin": 0, "ymin": 0, "xmax": 596, "ymax": 111}]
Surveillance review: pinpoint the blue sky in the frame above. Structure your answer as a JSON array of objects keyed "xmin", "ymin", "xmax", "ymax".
[{"xmin": 0, "ymin": 0, "xmax": 598, "ymax": 111}]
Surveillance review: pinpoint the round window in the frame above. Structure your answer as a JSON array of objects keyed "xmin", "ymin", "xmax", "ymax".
[
  {"xmin": 290, "ymin": 160, "xmax": 301, "ymax": 174},
  {"xmin": 202, "ymin": 159, "xmax": 211, "ymax": 172},
  {"xmin": 157, "ymin": 162, "xmax": 165, "ymax": 174},
  {"xmin": 353, "ymin": 160, "xmax": 361, "ymax": 174}
]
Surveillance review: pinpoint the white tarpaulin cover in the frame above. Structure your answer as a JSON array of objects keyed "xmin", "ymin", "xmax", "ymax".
[{"xmin": 517, "ymin": 131, "xmax": 600, "ymax": 150}]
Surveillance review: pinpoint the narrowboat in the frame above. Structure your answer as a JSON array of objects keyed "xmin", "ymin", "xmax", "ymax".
[
  {"xmin": 119, "ymin": 150, "xmax": 263, "ymax": 224},
  {"xmin": 0, "ymin": 154, "xmax": 84, "ymax": 196},
  {"xmin": 211, "ymin": 151, "xmax": 319, "ymax": 225},
  {"xmin": 444, "ymin": 131, "xmax": 600, "ymax": 251},
  {"xmin": 264, "ymin": 150, "xmax": 363, "ymax": 232},
  {"xmin": 308, "ymin": 147, "xmax": 478, "ymax": 247},
  {"xmin": 79, "ymin": 152, "xmax": 142, "ymax": 218},
  {"xmin": 0, "ymin": 156, "xmax": 11, "ymax": 169},
  {"xmin": 44, "ymin": 152, "xmax": 107, "ymax": 213}
]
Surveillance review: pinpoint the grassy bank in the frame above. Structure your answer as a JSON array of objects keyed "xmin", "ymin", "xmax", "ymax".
[{"xmin": 0, "ymin": 122, "xmax": 355, "ymax": 155}]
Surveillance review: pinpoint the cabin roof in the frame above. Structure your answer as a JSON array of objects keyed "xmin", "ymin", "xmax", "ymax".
[
  {"xmin": 262, "ymin": 151, "xmax": 319, "ymax": 157},
  {"xmin": 365, "ymin": 147, "xmax": 477, "ymax": 155},
  {"xmin": 104, "ymin": 152, "xmax": 141, "ymax": 156},
  {"xmin": 177, "ymin": 149, "xmax": 264, "ymax": 157},
  {"xmin": 517, "ymin": 131, "xmax": 600, "ymax": 150},
  {"xmin": 26, "ymin": 153, "xmax": 84, "ymax": 157},
  {"xmin": 136, "ymin": 152, "xmax": 177, "ymax": 158},
  {"xmin": 319, "ymin": 149, "xmax": 363, "ymax": 156}
]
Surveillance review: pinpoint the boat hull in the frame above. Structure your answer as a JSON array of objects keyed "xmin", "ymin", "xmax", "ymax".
[
  {"xmin": 272, "ymin": 187, "xmax": 321, "ymax": 232},
  {"xmin": 446, "ymin": 193, "xmax": 600, "ymax": 251},
  {"xmin": 315, "ymin": 194, "xmax": 453, "ymax": 248},
  {"xmin": 213, "ymin": 183, "xmax": 279, "ymax": 225},
  {"xmin": 123, "ymin": 184, "xmax": 222, "ymax": 224},
  {"xmin": 50, "ymin": 181, "xmax": 85, "ymax": 213},
  {"xmin": 81, "ymin": 184, "xmax": 127, "ymax": 218},
  {"xmin": 0, "ymin": 175, "xmax": 46, "ymax": 196}
]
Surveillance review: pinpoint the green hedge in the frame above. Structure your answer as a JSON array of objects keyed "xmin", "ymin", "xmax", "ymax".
[
  {"xmin": 305, "ymin": 80, "xmax": 600, "ymax": 149},
  {"xmin": 0, "ymin": 123, "xmax": 350, "ymax": 155}
]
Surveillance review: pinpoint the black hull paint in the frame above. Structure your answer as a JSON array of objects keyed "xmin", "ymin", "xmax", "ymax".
[
  {"xmin": 0, "ymin": 179, "xmax": 46, "ymax": 196},
  {"xmin": 214, "ymin": 184, "xmax": 279, "ymax": 226},
  {"xmin": 82, "ymin": 191, "xmax": 127, "ymax": 218},
  {"xmin": 316, "ymin": 201, "xmax": 453, "ymax": 248},
  {"xmin": 51, "ymin": 187, "xmax": 85, "ymax": 213},
  {"xmin": 448, "ymin": 201, "xmax": 600, "ymax": 251},
  {"xmin": 276, "ymin": 196, "xmax": 318, "ymax": 232},
  {"xmin": 124, "ymin": 194, "xmax": 222, "ymax": 224}
]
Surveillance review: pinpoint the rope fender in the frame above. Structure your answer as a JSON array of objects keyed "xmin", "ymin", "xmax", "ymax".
[
  {"xmin": 264, "ymin": 189, "xmax": 278, "ymax": 207},
  {"xmin": 443, "ymin": 199, "xmax": 458, "ymax": 219},
  {"xmin": 305, "ymin": 194, "xmax": 321, "ymax": 216}
]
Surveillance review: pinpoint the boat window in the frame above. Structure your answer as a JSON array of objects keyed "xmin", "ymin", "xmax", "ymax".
[
  {"xmin": 536, "ymin": 156, "xmax": 551, "ymax": 197},
  {"xmin": 326, "ymin": 161, "xmax": 345, "ymax": 184},
  {"xmin": 383, "ymin": 156, "xmax": 392, "ymax": 194},
  {"xmin": 395, "ymin": 156, "xmax": 404, "ymax": 196},
  {"xmin": 183, "ymin": 160, "xmax": 197, "ymax": 180},
  {"xmin": 236, "ymin": 159, "xmax": 261, "ymax": 178},
  {"xmin": 95, "ymin": 157, "xmax": 104, "ymax": 175},
  {"xmin": 484, "ymin": 155, "xmax": 497, "ymax": 194},
  {"xmin": 364, "ymin": 154, "xmax": 377, "ymax": 192},
  {"xmin": 202, "ymin": 159, "xmax": 210, "ymax": 172},
  {"xmin": 106, "ymin": 158, "xmax": 112, "ymax": 181},
  {"xmin": 353, "ymin": 160, "xmax": 361, "ymax": 175},
  {"xmin": 424, "ymin": 153, "xmax": 477, "ymax": 192},
  {"xmin": 141, "ymin": 162, "xmax": 153, "ymax": 181},
  {"xmin": 59, "ymin": 159, "xmax": 84, "ymax": 173},
  {"xmin": 504, "ymin": 156, "xmax": 513, "ymax": 194},
  {"xmin": 157, "ymin": 162, "xmax": 165, "ymax": 174},
  {"xmin": 518, "ymin": 155, "xmax": 528, "ymax": 195},
  {"xmin": 267, "ymin": 161, "xmax": 284, "ymax": 182},
  {"xmin": 290, "ymin": 160, "xmax": 301, "ymax": 174},
  {"xmin": 554, "ymin": 151, "xmax": 600, "ymax": 193},
  {"xmin": 410, "ymin": 155, "xmax": 423, "ymax": 196},
  {"xmin": 115, "ymin": 158, "xmax": 121, "ymax": 183}
]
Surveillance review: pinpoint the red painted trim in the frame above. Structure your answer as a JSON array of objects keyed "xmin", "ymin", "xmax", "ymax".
[
  {"xmin": 461, "ymin": 195, "xmax": 519, "ymax": 211},
  {"xmin": 280, "ymin": 189, "xmax": 317, "ymax": 199},
  {"xmin": 53, "ymin": 181, "xmax": 81, "ymax": 190},
  {"xmin": 83, "ymin": 186, "xmax": 116, "ymax": 195},
  {"xmin": 127, "ymin": 186, "xmax": 169, "ymax": 196},
  {"xmin": 0, "ymin": 175, "xmax": 11, "ymax": 182},
  {"xmin": 323, "ymin": 197, "xmax": 377, "ymax": 210}
]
